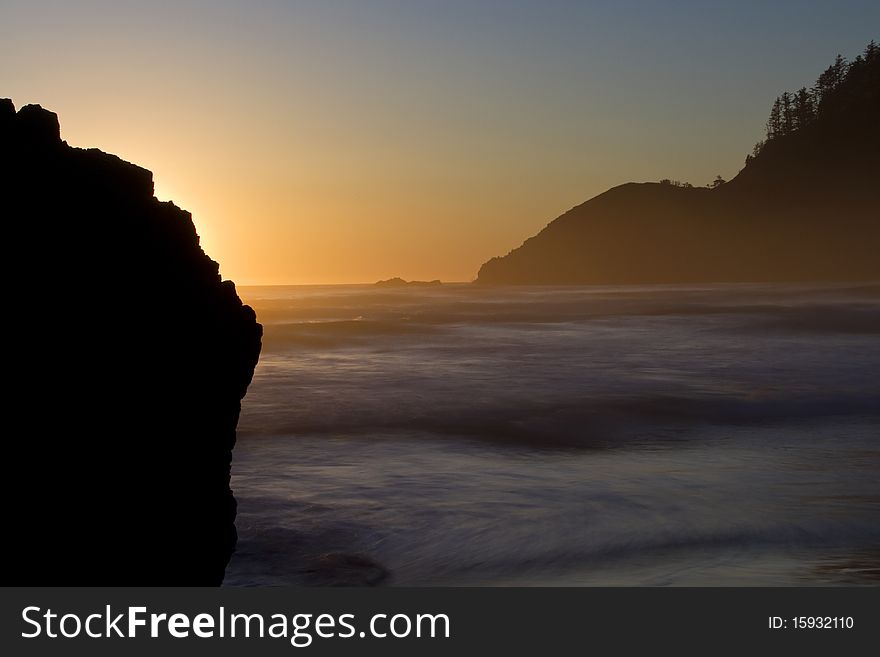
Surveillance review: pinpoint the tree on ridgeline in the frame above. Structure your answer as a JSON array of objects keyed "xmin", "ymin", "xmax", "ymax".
[
  {"xmin": 793, "ymin": 87, "xmax": 814, "ymax": 131},
  {"xmin": 659, "ymin": 178, "xmax": 694, "ymax": 188},
  {"xmin": 745, "ymin": 138, "xmax": 765, "ymax": 165},
  {"xmin": 781, "ymin": 91, "xmax": 794, "ymax": 135},
  {"xmin": 813, "ymin": 54, "xmax": 849, "ymax": 109},
  {"xmin": 766, "ymin": 97, "xmax": 782, "ymax": 139},
  {"xmin": 830, "ymin": 54, "xmax": 849, "ymax": 85},
  {"xmin": 750, "ymin": 41, "xmax": 878, "ymax": 159}
]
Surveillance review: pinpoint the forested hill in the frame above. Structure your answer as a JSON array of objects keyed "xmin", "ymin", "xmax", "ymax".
[{"xmin": 476, "ymin": 42, "xmax": 879, "ymax": 285}]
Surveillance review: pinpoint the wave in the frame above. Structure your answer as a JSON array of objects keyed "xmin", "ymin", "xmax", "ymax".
[
  {"xmin": 743, "ymin": 303, "xmax": 880, "ymax": 334},
  {"xmin": 249, "ymin": 284, "xmax": 880, "ymax": 350},
  {"xmin": 226, "ymin": 496, "xmax": 880, "ymax": 586},
  {"xmin": 416, "ymin": 524, "xmax": 880, "ymax": 584},
  {"xmin": 254, "ymin": 302, "xmax": 880, "ymax": 352},
  {"xmin": 242, "ymin": 391, "xmax": 880, "ymax": 449},
  {"xmin": 261, "ymin": 319, "xmax": 439, "ymax": 348}
]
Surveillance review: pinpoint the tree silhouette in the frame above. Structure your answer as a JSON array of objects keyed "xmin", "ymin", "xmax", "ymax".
[
  {"xmin": 659, "ymin": 179, "xmax": 692, "ymax": 188},
  {"xmin": 780, "ymin": 92, "xmax": 795, "ymax": 135},
  {"xmin": 814, "ymin": 54, "xmax": 849, "ymax": 109},
  {"xmin": 792, "ymin": 87, "xmax": 814, "ymax": 131},
  {"xmin": 831, "ymin": 54, "xmax": 848, "ymax": 85},
  {"xmin": 766, "ymin": 97, "xmax": 782, "ymax": 139},
  {"xmin": 753, "ymin": 42, "xmax": 876, "ymax": 159}
]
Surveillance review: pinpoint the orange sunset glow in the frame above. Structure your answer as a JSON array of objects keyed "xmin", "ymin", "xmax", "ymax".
[{"xmin": 4, "ymin": 1, "xmax": 877, "ymax": 284}]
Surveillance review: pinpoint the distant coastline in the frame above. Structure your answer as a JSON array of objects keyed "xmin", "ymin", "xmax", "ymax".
[
  {"xmin": 476, "ymin": 42, "xmax": 879, "ymax": 286},
  {"xmin": 375, "ymin": 277, "xmax": 442, "ymax": 288}
]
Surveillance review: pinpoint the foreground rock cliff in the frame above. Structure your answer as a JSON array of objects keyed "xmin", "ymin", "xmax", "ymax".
[
  {"xmin": 1, "ymin": 100, "xmax": 262, "ymax": 584},
  {"xmin": 477, "ymin": 44, "xmax": 880, "ymax": 284}
]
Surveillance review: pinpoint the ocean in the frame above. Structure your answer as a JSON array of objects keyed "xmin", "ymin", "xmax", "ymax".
[{"xmin": 224, "ymin": 283, "xmax": 880, "ymax": 586}]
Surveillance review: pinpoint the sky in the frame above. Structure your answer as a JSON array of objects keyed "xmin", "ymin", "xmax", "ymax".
[{"xmin": 2, "ymin": 1, "xmax": 878, "ymax": 284}]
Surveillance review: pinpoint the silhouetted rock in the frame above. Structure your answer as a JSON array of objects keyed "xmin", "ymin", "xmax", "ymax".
[
  {"xmin": 0, "ymin": 97, "xmax": 14, "ymax": 128},
  {"xmin": 477, "ymin": 45, "xmax": 880, "ymax": 285},
  {"xmin": 375, "ymin": 277, "xmax": 442, "ymax": 287},
  {"xmin": 1, "ymin": 101, "xmax": 262, "ymax": 585},
  {"xmin": 15, "ymin": 103, "xmax": 61, "ymax": 146}
]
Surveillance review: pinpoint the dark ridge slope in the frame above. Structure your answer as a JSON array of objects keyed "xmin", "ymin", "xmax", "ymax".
[
  {"xmin": 476, "ymin": 46, "xmax": 879, "ymax": 285},
  {"xmin": 1, "ymin": 100, "xmax": 262, "ymax": 585}
]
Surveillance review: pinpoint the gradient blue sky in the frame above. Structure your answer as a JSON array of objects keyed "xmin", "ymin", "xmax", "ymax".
[{"xmin": 2, "ymin": 1, "xmax": 878, "ymax": 283}]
